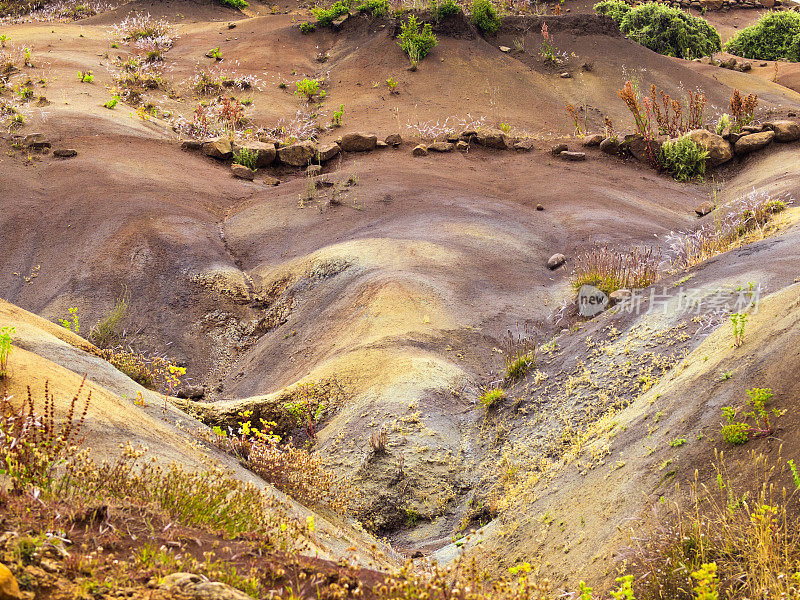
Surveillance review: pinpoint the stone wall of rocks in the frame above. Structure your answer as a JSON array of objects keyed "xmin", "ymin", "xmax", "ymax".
[
  {"xmin": 182, "ymin": 127, "xmax": 562, "ymax": 182},
  {"xmin": 588, "ymin": 119, "xmax": 800, "ymax": 171}
]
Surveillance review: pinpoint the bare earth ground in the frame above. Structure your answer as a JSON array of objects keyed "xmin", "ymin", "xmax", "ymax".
[{"xmin": 2, "ymin": 0, "xmax": 800, "ymax": 592}]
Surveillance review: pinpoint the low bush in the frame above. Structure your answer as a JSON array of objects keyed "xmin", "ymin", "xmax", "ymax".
[
  {"xmin": 620, "ymin": 3, "xmax": 721, "ymax": 59},
  {"xmin": 109, "ymin": 14, "xmax": 176, "ymax": 44},
  {"xmin": 430, "ymin": 0, "xmax": 461, "ymax": 19},
  {"xmin": 729, "ymin": 88, "xmax": 758, "ymax": 132},
  {"xmin": 724, "ymin": 10, "xmax": 800, "ymax": 61},
  {"xmin": 221, "ymin": 0, "xmax": 249, "ymax": 8},
  {"xmin": 593, "ymin": 0, "xmax": 630, "ymax": 27},
  {"xmin": 721, "ymin": 387, "xmax": 777, "ymax": 445},
  {"xmin": 233, "ymin": 146, "xmax": 258, "ymax": 170},
  {"xmin": 397, "ymin": 15, "xmax": 438, "ymax": 63},
  {"xmin": 471, "ymin": 0, "xmax": 500, "ymax": 34},
  {"xmin": 299, "ymin": 20, "xmax": 316, "ymax": 33},
  {"xmin": 97, "ymin": 348, "xmax": 183, "ymax": 392},
  {"xmin": 311, "ymin": 0, "xmax": 351, "ymax": 26},
  {"xmin": 660, "ymin": 135, "xmax": 708, "ymax": 182},
  {"xmin": 356, "ymin": 0, "xmax": 389, "ymax": 16},
  {"xmin": 295, "ymin": 77, "xmax": 321, "ymax": 101}
]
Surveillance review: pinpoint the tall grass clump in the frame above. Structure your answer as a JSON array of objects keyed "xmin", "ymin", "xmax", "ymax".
[
  {"xmin": 662, "ymin": 190, "xmax": 791, "ymax": 272},
  {"xmin": 194, "ymin": 411, "xmax": 351, "ymax": 513},
  {"xmin": 571, "ymin": 245, "xmax": 660, "ymax": 296},
  {"xmin": 619, "ymin": 3, "xmax": 721, "ymax": 59},
  {"xmin": 502, "ymin": 329, "xmax": 536, "ymax": 382},
  {"xmin": 725, "ymin": 11, "xmax": 800, "ymax": 61},
  {"xmin": 89, "ymin": 296, "xmax": 129, "ymax": 348},
  {"xmin": 624, "ymin": 450, "xmax": 800, "ymax": 599}
]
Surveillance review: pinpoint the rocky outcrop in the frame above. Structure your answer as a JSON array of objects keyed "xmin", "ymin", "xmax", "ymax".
[
  {"xmin": 159, "ymin": 573, "xmax": 253, "ymax": 600},
  {"xmin": 202, "ymin": 137, "xmax": 233, "ymax": 160},
  {"xmin": 695, "ymin": 201, "xmax": 716, "ymax": 216},
  {"xmin": 734, "ymin": 130, "xmax": 775, "ymax": 155},
  {"xmin": 628, "ymin": 136, "xmax": 662, "ymax": 162},
  {"xmin": 582, "ymin": 134, "xmax": 604, "ymax": 147},
  {"xmin": 475, "ymin": 128, "xmax": 510, "ymax": 149},
  {"xmin": 560, "ymin": 151, "xmax": 586, "ymax": 161},
  {"xmin": 428, "ymin": 141, "xmax": 454, "ymax": 152},
  {"xmin": 514, "ymin": 139, "xmax": 536, "ymax": 151},
  {"xmin": 317, "ymin": 142, "xmax": 341, "ymax": 162},
  {"xmin": 231, "ymin": 164, "xmax": 255, "ymax": 180},
  {"xmin": 339, "ymin": 132, "xmax": 378, "ymax": 152},
  {"xmin": 0, "ymin": 564, "xmax": 21, "ymax": 600},
  {"xmin": 277, "ymin": 140, "xmax": 317, "ymax": 166},
  {"xmin": 763, "ymin": 120, "xmax": 800, "ymax": 142},
  {"xmin": 412, "ymin": 144, "xmax": 428, "ymax": 156},
  {"xmin": 234, "ymin": 141, "xmax": 276, "ymax": 167},
  {"xmin": 599, "ymin": 137, "xmax": 620, "ymax": 155},
  {"xmin": 686, "ymin": 129, "xmax": 732, "ymax": 167}
]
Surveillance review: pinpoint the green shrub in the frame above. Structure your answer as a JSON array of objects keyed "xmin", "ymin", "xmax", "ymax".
[
  {"xmin": 233, "ymin": 147, "xmax": 259, "ymax": 171},
  {"xmin": 470, "ymin": 0, "xmax": 500, "ymax": 34},
  {"xmin": 620, "ymin": 3, "xmax": 721, "ymax": 59},
  {"xmin": 331, "ymin": 103, "xmax": 344, "ymax": 127},
  {"xmin": 715, "ymin": 113, "xmax": 730, "ymax": 135},
  {"xmin": 430, "ymin": 0, "xmax": 461, "ymax": 19},
  {"xmin": 295, "ymin": 78, "xmax": 321, "ymax": 100},
  {"xmin": 221, "ymin": 0, "xmax": 249, "ymax": 8},
  {"xmin": 660, "ymin": 135, "xmax": 708, "ymax": 182},
  {"xmin": 724, "ymin": 11, "xmax": 800, "ymax": 61},
  {"xmin": 397, "ymin": 15, "xmax": 438, "ymax": 61},
  {"xmin": 0, "ymin": 326, "xmax": 13, "ymax": 379},
  {"xmin": 300, "ymin": 21, "xmax": 316, "ymax": 33},
  {"xmin": 593, "ymin": 0, "xmax": 631, "ymax": 27},
  {"xmin": 721, "ymin": 417, "xmax": 749, "ymax": 445},
  {"xmin": 312, "ymin": 0, "xmax": 351, "ymax": 26},
  {"xmin": 356, "ymin": 0, "xmax": 389, "ymax": 15},
  {"xmin": 479, "ymin": 388, "xmax": 505, "ymax": 409}
]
